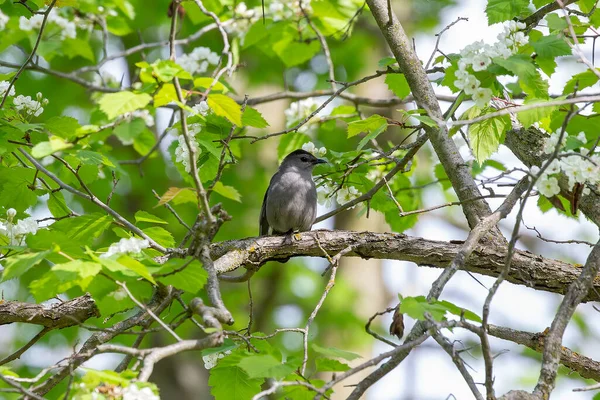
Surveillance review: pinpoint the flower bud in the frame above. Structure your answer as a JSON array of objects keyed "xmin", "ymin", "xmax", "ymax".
[{"xmin": 6, "ymin": 208, "xmax": 16, "ymax": 221}]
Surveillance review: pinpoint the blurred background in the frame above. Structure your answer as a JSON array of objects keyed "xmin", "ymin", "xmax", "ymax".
[{"xmin": 1, "ymin": 0, "xmax": 599, "ymax": 398}]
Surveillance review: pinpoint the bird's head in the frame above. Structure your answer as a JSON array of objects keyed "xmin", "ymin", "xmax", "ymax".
[{"xmin": 280, "ymin": 149, "xmax": 327, "ymax": 172}]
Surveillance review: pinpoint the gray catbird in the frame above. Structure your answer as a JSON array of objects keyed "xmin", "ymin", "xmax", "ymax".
[{"xmin": 259, "ymin": 149, "xmax": 327, "ymax": 237}]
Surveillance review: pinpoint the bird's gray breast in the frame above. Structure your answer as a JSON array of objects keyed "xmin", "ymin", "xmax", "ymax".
[{"xmin": 266, "ymin": 170, "xmax": 317, "ymax": 233}]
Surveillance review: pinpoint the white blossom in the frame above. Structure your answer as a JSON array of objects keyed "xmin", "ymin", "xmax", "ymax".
[
  {"xmin": 191, "ymin": 101, "xmax": 210, "ymax": 116},
  {"xmin": 577, "ymin": 131, "xmax": 587, "ymax": 143},
  {"xmin": 0, "ymin": 81, "xmax": 15, "ymax": 98},
  {"xmin": 0, "ymin": 211, "xmax": 38, "ymax": 246},
  {"xmin": 100, "ymin": 237, "xmax": 150, "ymax": 258},
  {"xmin": 543, "ymin": 132, "xmax": 566, "ymax": 154},
  {"xmin": 19, "ymin": 9, "xmax": 77, "ymax": 40},
  {"xmin": 121, "ymin": 385, "xmax": 159, "ymax": 400},
  {"xmin": 174, "ymin": 134, "xmax": 200, "ymax": 173},
  {"xmin": 120, "ymin": 109, "xmax": 154, "ymax": 127},
  {"xmin": 0, "ymin": 10, "xmax": 9, "ymax": 31},
  {"xmin": 537, "ymin": 175, "xmax": 560, "ymax": 197},
  {"xmin": 529, "ymin": 166, "xmax": 540, "ymax": 176},
  {"xmin": 317, "ymin": 183, "xmax": 335, "ymax": 207},
  {"xmin": 472, "ymin": 87, "xmax": 492, "ymax": 108},
  {"xmin": 284, "ymin": 98, "xmax": 323, "ymax": 134},
  {"xmin": 302, "ymin": 142, "xmax": 326, "ymax": 157},
  {"xmin": 202, "ymin": 350, "xmax": 231, "ymax": 370},
  {"xmin": 13, "ymin": 94, "xmax": 46, "ymax": 117},
  {"xmin": 177, "ymin": 47, "xmax": 220, "ymax": 75},
  {"xmin": 336, "ymin": 186, "xmax": 360, "ymax": 206}
]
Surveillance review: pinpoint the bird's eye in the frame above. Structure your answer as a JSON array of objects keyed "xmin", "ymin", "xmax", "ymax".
[{"xmin": 301, "ymin": 157, "xmax": 308, "ymax": 162}]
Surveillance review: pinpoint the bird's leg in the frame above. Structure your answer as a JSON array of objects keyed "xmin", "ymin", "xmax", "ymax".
[{"xmin": 283, "ymin": 229, "xmax": 294, "ymax": 246}]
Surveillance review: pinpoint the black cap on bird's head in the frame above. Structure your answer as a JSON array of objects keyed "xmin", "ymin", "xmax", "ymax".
[{"xmin": 281, "ymin": 149, "xmax": 327, "ymax": 170}]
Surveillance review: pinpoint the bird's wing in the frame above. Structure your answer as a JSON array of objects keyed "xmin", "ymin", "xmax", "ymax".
[{"xmin": 259, "ymin": 173, "xmax": 277, "ymax": 236}]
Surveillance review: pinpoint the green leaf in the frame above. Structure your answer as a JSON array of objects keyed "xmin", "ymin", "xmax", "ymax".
[
  {"xmin": 468, "ymin": 115, "xmax": 507, "ymax": 163},
  {"xmin": 212, "ymin": 182, "xmax": 242, "ymax": 202},
  {"xmin": 135, "ymin": 211, "xmax": 167, "ymax": 225},
  {"xmin": 0, "ymin": 167, "xmax": 37, "ymax": 212},
  {"xmin": 400, "ymin": 296, "xmax": 481, "ymax": 323},
  {"xmin": 152, "ymin": 60, "xmax": 189, "ymax": 82},
  {"xmin": 385, "ymin": 74, "xmax": 411, "ymax": 99},
  {"xmin": 99, "ymin": 255, "xmax": 156, "ymax": 284},
  {"xmin": 563, "ymin": 70, "xmax": 600, "ymax": 95},
  {"xmin": 62, "ymin": 37, "xmax": 95, "ymax": 62},
  {"xmin": 47, "ymin": 192, "xmax": 71, "ymax": 218},
  {"xmin": 31, "ymin": 136, "xmax": 73, "ymax": 158},
  {"xmin": 52, "ymin": 260, "xmax": 102, "ymax": 291},
  {"xmin": 347, "ymin": 114, "xmax": 387, "ymax": 138},
  {"xmin": 194, "ymin": 77, "xmax": 228, "ymax": 92},
  {"xmin": 378, "ymin": 57, "xmax": 397, "ymax": 68},
  {"xmin": 114, "ymin": 118, "xmax": 145, "ymax": 145},
  {"xmin": 242, "ymin": 107, "xmax": 269, "ymax": 128},
  {"xmin": 357, "ymin": 122, "xmax": 387, "ymax": 150},
  {"xmin": 52, "ymin": 214, "xmax": 112, "ymax": 246},
  {"xmin": 273, "ymin": 39, "xmax": 320, "ymax": 67},
  {"xmin": 142, "ymin": 227, "xmax": 175, "ymax": 247},
  {"xmin": 517, "ymin": 99, "xmax": 557, "ymax": 128},
  {"xmin": 98, "ymin": 91, "xmax": 152, "ymax": 120},
  {"xmin": 45, "ymin": 116, "xmax": 80, "ymax": 140},
  {"xmin": 153, "ymin": 83, "xmax": 179, "ymax": 107},
  {"xmin": 315, "ymin": 358, "xmax": 351, "ymax": 372},
  {"xmin": 156, "ymin": 187, "xmax": 197, "ymax": 206},
  {"xmin": 494, "ymin": 55, "xmax": 548, "ymax": 98},
  {"xmin": 485, "ymin": 0, "xmax": 530, "ymax": 24},
  {"xmin": 238, "ymin": 355, "xmax": 295, "ymax": 379},
  {"xmin": 531, "ymin": 34, "xmax": 571, "ymax": 59},
  {"xmin": 312, "ymin": 344, "xmax": 361, "ymax": 361},
  {"xmin": 209, "ymin": 354, "xmax": 263, "ymax": 400},
  {"xmin": 1, "ymin": 249, "xmax": 53, "ymax": 282},
  {"xmin": 157, "ymin": 259, "xmax": 207, "ymax": 294},
  {"xmin": 207, "ymin": 94, "xmax": 242, "ymax": 126}
]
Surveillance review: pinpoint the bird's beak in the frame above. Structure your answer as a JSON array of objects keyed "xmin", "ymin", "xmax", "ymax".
[{"xmin": 315, "ymin": 158, "xmax": 328, "ymax": 165}]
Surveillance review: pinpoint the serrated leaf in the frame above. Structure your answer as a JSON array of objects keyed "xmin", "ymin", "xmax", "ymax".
[
  {"xmin": 400, "ymin": 296, "xmax": 481, "ymax": 323},
  {"xmin": 237, "ymin": 355, "xmax": 295, "ymax": 379},
  {"xmin": 347, "ymin": 114, "xmax": 387, "ymax": 138},
  {"xmin": 531, "ymin": 34, "xmax": 571, "ymax": 59},
  {"xmin": 52, "ymin": 214, "xmax": 112, "ymax": 246},
  {"xmin": 385, "ymin": 74, "xmax": 410, "ymax": 99},
  {"xmin": 31, "ymin": 136, "xmax": 73, "ymax": 158},
  {"xmin": 99, "ymin": 255, "xmax": 156, "ymax": 284},
  {"xmin": 209, "ymin": 354, "xmax": 262, "ymax": 400},
  {"xmin": 563, "ymin": 70, "xmax": 600, "ymax": 95},
  {"xmin": 157, "ymin": 259, "xmax": 207, "ymax": 294},
  {"xmin": 378, "ymin": 57, "xmax": 397, "ymax": 68},
  {"xmin": 312, "ymin": 344, "xmax": 361, "ymax": 361},
  {"xmin": 315, "ymin": 358, "xmax": 350, "ymax": 372},
  {"xmin": 207, "ymin": 94, "xmax": 242, "ymax": 126},
  {"xmin": 153, "ymin": 83, "xmax": 178, "ymax": 107},
  {"xmin": 212, "ymin": 182, "xmax": 241, "ymax": 202},
  {"xmin": 1, "ymin": 249, "xmax": 54, "ymax": 282},
  {"xmin": 142, "ymin": 227, "xmax": 174, "ymax": 247},
  {"xmin": 194, "ymin": 77, "xmax": 228, "ymax": 92},
  {"xmin": 242, "ymin": 107, "xmax": 269, "ymax": 128},
  {"xmin": 98, "ymin": 91, "xmax": 152, "ymax": 120},
  {"xmin": 468, "ymin": 115, "xmax": 507, "ymax": 163},
  {"xmin": 135, "ymin": 211, "xmax": 167, "ymax": 225},
  {"xmin": 156, "ymin": 187, "xmax": 197, "ymax": 206},
  {"xmin": 45, "ymin": 116, "xmax": 80, "ymax": 139},
  {"xmin": 52, "ymin": 260, "xmax": 102, "ymax": 291},
  {"xmin": 485, "ymin": 0, "xmax": 530, "ymax": 24}
]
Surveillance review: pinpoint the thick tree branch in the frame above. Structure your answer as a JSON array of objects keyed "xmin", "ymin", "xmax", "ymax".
[
  {"xmin": 0, "ymin": 294, "xmax": 99, "ymax": 328},
  {"xmin": 211, "ymin": 230, "xmax": 600, "ymax": 302}
]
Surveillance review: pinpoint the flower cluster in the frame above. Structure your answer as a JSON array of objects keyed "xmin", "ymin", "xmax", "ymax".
[
  {"xmin": 174, "ymin": 134, "xmax": 200, "ymax": 173},
  {"xmin": 269, "ymin": 0, "xmax": 312, "ymax": 21},
  {"xmin": 284, "ymin": 98, "xmax": 323, "ymax": 134},
  {"xmin": 0, "ymin": 10, "xmax": 9, "ymax": 31},
  {"xmin": 0, "ymin": 81, "xmax": 15, "ymax": 98},
  {"xmin": 19, "ymin": 10, "xmax": 78, "ymax": 40},
  {"xmin": 202, "ymin": 350, "xmax": 231, "ymax": 369},
  {"xmin": 0, "ymin": 208, "xmax": 39, "ymax": 246},
  {"xmin": 120, "ymin": 109, "xmax": 155, "ymax": 127},
  {"xmin": 302, "ymin": 141, "xmax": 327, "ymax": 157},
  {"xmin": 191, "ymin": 101, "xmax": 210, "ymax": 116},
  {"xmin": 224, "ymin": 3, "xmax": 259, "ymax": 39},
  {"xmin": 531, "ymin": 132, "xmax": 600, "ymax": 198},
  {"xmin": 121, "ymin": 384, "xmax": 160, "ymax": 400},
  {"xmin": 177, "ymin": 47, "xmax": 220, "ymax": 76},
  {"xmin": 13, "ymin": 92, "xmax": 48, "ymax": 117},
  {"xmin": 100, "ymin": 237, "xmax": 150, "ymax": 258},
  {"xmin": 317, "ymin": 183, "xmax": 361, "ymax": 208},
  {"xmin": 455, "ymin": 21, "xmax": 527, "ymax": 108}
]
